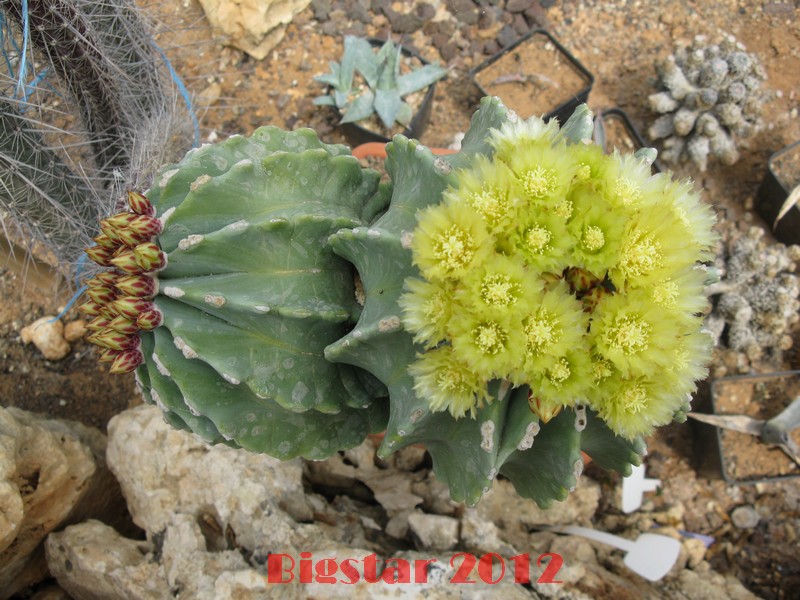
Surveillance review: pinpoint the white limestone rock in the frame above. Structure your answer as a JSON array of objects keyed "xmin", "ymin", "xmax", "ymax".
[
  {"xmin": 0, "ymin": 407, "xmax": 121, "ymax": 598},
  {"xmin": 46, "ymin": 520, "xmax": 169, "ymax": 600},
  {"xmin": 105, "ymin": 403, "xmax": 313, "ymax": 553},
  {"xmin": 196, "ymin": 0, "xmax": 311, "ymax": 60}
]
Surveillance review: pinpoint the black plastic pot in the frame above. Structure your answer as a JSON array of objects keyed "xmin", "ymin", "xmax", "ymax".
[
  {"xmin": 596, "ymin": 108, "xmax": 662, "ymax": 173},
  {"xmin": 708, "ymin": 370, "xmax": 800, "ymax": 485},
  {"xmin": 754, "ymin": 141, "xmax": 800, "ymax": 246},
  {"xmin": 334, "ymin": 39, "xmax": 437, "ymax": 146},
  {"xmin": 468, "ymin": 29, "xmax": 594, "ymax": 125}
]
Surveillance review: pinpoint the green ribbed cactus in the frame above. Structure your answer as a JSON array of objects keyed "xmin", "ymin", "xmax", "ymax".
[{"xmin": 82, "ymin": 98, "xmax": 716, "ymax": 507}]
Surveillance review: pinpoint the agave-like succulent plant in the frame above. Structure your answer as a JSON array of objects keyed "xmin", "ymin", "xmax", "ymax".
[
  {"xmin": 313, "ymin": 35, "xmax": 448, "ymax": 131},
  {"xmin": 81, "ymin": 99, "xmax": 717, "ymax": 508}
]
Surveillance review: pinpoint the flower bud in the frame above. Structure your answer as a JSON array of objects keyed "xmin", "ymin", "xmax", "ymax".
[
  {"xmin": 136, "ymin": 309, "xmax": 163, "ymax": 331},
  {"xmin": 107, "ymin": 315, "xmax": 139, "ymax": 335},
  {"xmin": 88, "ymin": 285, "xmax": 118, "ymax": 306},
  {"xmin": 85, "ymin": 245, "xmax": 115, "ymax": 267},
  {"xmin": 110, "ymin": 348, "xmax": 144, "ymax": 374},
  {"xmin": 115, "ymin": 274, "xmax": 157, "ymax": 298},
  {"xmin": 133, "ymin": 242, "xmax": 166, "ymax": 271},
  {"xmin": 127, "ymin": 191, "xmax": 155, "ymax": 216},
  {"xmin": 110, "ymin": 297, "xmax": 153, "ymax": 320}
]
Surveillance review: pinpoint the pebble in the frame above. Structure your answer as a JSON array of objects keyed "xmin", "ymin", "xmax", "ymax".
[
  {"xmin": 683, "ymin": 537, "xmax": 707, "ymax": 569},
  {"xmin": 63, "ymin": 320, "xmax": 88, "ymax": 343},
  {"xmin": 20, "ymin": 317, "xmax": 71, "ymax": 361},
  {"xmin": 731, "ymin": 505, "xmax": 760, "ymax": 529}
]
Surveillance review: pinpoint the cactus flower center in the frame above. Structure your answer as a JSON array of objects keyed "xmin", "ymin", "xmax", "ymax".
[
  {"xmin": 434, "ymin": 225, "xmax": 475, "ymax": 272},
  {"xmin": 548, "ymin": 358, "xmax": 571, "ymax": 385},
  {"xmin": 473, "ymin": 322, "xmax": 507, "ymax": 355},
  {"xmin": 523, "ymin": 166, "xmax": 557, "ymax": 199},
  {"xmin": 593, "ymin": 358, "xmax": 614, "ymax": 381},
  {"xmin": 618, "ymin": 384, "xmax": 648, "ymax": 414},
  {"xmin": 604, "ymin": 316, "xmax": 650, "ymax": 355},
  {"xmin": 468, "ymin": 188, "xmax": 509, "ymax": 227},
  {"xmin": 621, "ymin": 231, "xmax": 662, "ymax": 278},
  {"xmin": 524, "ymin": 312, "xmax": 561, "ymax": 355},
  {"xmin": 480, "ymin": 274, "xmax": 519, "ymax": 306},
  {"xmin": 581, "ymin": 226, "xmax": 605, "ymax": 252},
  {"xmin": 524, "ymin": 225, "xmax": 552, "ymax": 254},
  {"xmin": 615, "ymin": 177, "xmax": 643, "ymax": 206}
]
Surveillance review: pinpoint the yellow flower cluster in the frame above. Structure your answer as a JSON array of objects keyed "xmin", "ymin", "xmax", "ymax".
[{"xmin": 400, "ymin": 116, "xmax": 717, "ymax": 439}]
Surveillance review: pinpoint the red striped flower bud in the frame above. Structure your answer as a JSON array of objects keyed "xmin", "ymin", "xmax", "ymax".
[
  {"xmin": 110, "ymin": 348, "xmax": 144, "ymax": 374},
  {"xmin": 107, "ymin": 315, "xmax": 139, "ymax": 335},
  {"xmin": 86, "ymin": 329, "xmax": 139, "ymax": 351},
  {"xmin": 77, "ymin": 300, "xmax": 102, "ymax": 317},
  {"xmin": 115, "ymin": 274, "xmax": 157, "ymax": 298},
  {"xmin": 133, "ymin": 242, "xmax": 166, "ymax": 271},
  {"xmin": 103, "ymin": 212, "xmax": 138, "ymax": 230},
  {"xmin": 86, "ymin": 272, "xmax": 119, "ymax": 287},
  {"xmin": 110, "ymin": 297, "xmax": 153, "ymax": 319},
  {"xmin": 110, "ymin": 249, "xmax": 146, "ymax": 274},
  {"xmin": 86, "ymin": 285, "xmax": 116, "ymax": 306},
  {"xmin": 98, "ymin": 348, "xmax": 122, "ymax": 363},
  {"xmin": 127, "ymin": 191, "xmax": 155, "ymax": 216},
  {"xmin": 86, "ymin": 315, "xmax": 112, "ymax": 332},
  {"xmin": 85, "ymin": 245, "xmax": 115, "ymax": 267},
  {"xmin": 129, "ymin": 215, "xmax": 162, "ymax": 239},
  {"xmin": 92, "ymin": 233, "xmax": 118, "ymax": 249},
  {"xmin": 136, "ymin": 309, "xmax": 163, "ymax": 330}
]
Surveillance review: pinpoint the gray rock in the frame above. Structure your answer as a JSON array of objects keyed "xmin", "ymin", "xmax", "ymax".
[
  {"xmin": 408, "ymin": 512, "xmax": 459, "ymax": 551},
  {"xmin": 506, "ymin": 0, "xmax": 533, "ymax": 13},
  {"xmin": 731, "ymin": 505, "xmax": 760, "ymax": 529},
  {"xmin": 447, "ymin": 0, "xmax": 480, "ymax": 25},
  {"xmin": 310, "ymin": 0, "xmax": 332, "ymax": 20},
  {"xmin": 496, "ymin": 24, "xmax": 519, "ymax": 48}
]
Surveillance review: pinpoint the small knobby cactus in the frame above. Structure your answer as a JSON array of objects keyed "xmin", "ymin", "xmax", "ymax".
[
  {"xmin": 648, "ymin": 34, "xmax": 767, "ymax": 171},
  {"xmin": 82, "ymin": 99, "xmax": 716, "ymax": 507}
]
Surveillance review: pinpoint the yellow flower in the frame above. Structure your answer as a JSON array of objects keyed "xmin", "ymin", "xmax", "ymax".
[
  {"xmin": 455, "ymin": 253, "xmax": 537, "ymax": 313},
  {"xmin": 448, "ymin": 306, "xmax": 523, "ymax": 379},
  {"xmin": 513, "ymin": 281, "xmax": 588, "ymax": 381},
  {"xmin": 529, "ymin": 349, "xmax": 592, "ymax": 407},
  {"xmin": 411, "ymin": 201, "xmax": 491, "ymax": 282},
  {"xmin": 399, "ymin": 278, "xmax": 455, "ymax": 348},
  {"xmin": 506, "ymin": 209, "xmax": 575, "ymax": 274},
  {"xmin": 590, "ymin": 288, "xmax": 688, "ymax": 378},
  {"xmin": 409, "ymin": 345, "xmax": 490, "ymax": 419},
  {"xmin": 590, "ymin": 376, "xmax": 681, "ymax": 439},
  {"xmin": 567, "ymin": 187, "xmax": 624, "ymax": 278},
  {"xmin": 446, "ymin": 156, "xmax": 520, "ymax": 232},
  {"xmin": 490, "ymin": 115, "xmax": 560, "ymax": 162}
]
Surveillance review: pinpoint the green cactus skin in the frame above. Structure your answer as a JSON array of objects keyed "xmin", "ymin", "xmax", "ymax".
[
  {"xmin": 135, "ymin": 127, "xmax": 389, "ymax": 459},
  {"xmin": 95, "ymin": 100, "xmax": 645, "ymax": 505}
]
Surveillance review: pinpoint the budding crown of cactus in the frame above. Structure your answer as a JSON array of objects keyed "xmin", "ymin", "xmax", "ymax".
[
  {"xmin": 401, "ymin": 114, "xmax": 716, "ymax": 439},
  {"xmin": 80, "ymin": 100, "xmax": 717, "ymax": 508}
]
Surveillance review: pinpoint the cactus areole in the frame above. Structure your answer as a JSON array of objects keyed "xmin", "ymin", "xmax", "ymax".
[{"xmin": 82, "ymin": 99, "xmax": 717, "ymax": 507}]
